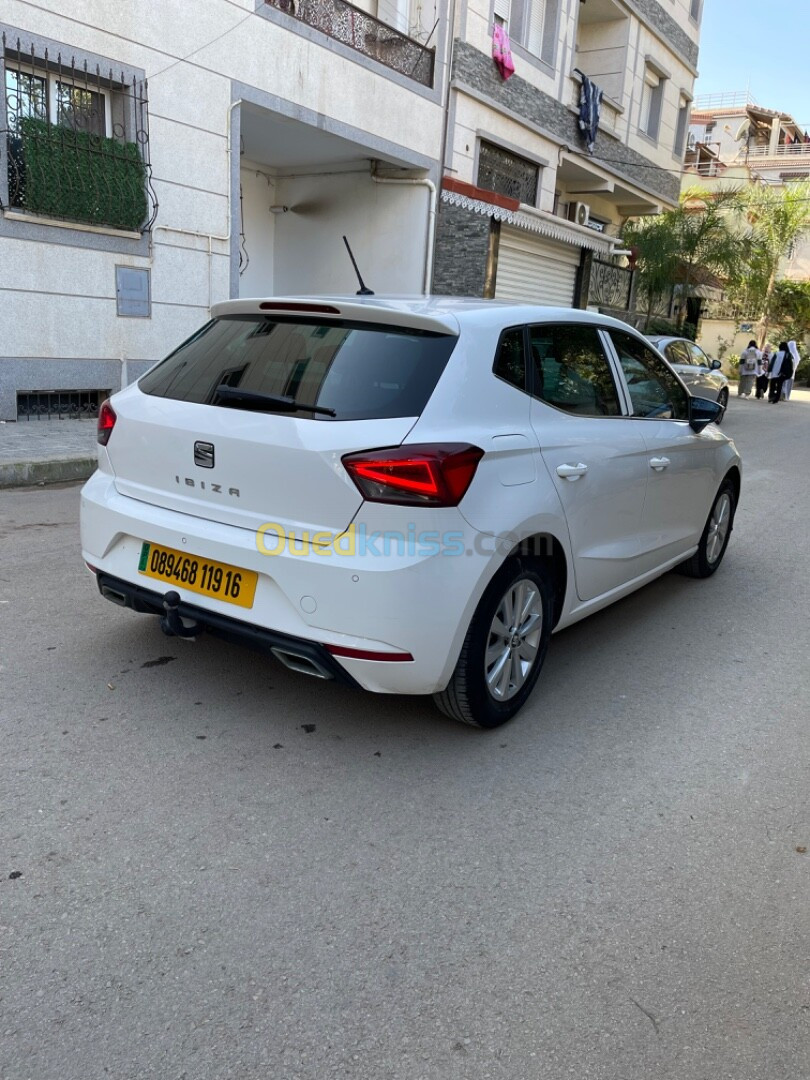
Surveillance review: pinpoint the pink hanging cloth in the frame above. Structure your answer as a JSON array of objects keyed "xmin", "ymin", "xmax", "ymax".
[{"xmin": 492, "ymin": 25, "xmax": 515, "ymax": 81}]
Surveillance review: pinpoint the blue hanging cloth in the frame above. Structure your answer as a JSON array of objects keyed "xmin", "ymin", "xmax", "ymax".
[{"xmin": 576, "ymin": 70, "xmax": 603, "ymax": 154}]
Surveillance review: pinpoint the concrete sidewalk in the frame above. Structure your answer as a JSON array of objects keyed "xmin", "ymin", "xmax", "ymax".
[{"xmin": 0, "ymin": 419, "xmax": 98, "ymax": 488}]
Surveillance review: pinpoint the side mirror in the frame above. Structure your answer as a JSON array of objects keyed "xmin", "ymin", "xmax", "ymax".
[
  {"xmin": 688, "ymin": 395, "xmax": 723, "ymax": 432},
  {"xmin": 710, "ymin": 358, "xmax": 722, "ymax": 370}
]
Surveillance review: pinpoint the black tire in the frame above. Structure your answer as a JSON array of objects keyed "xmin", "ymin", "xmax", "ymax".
[
  {"xmin": 677, "ymin": 478, "xmax": 736, "ymax": 579},
  {"xmin": 716, "ymin": 388, "xmax": 729, "ymax": 424},
  {"xmin": 433, "ymin": 557, "xmax": 555, "ymax": 728}
]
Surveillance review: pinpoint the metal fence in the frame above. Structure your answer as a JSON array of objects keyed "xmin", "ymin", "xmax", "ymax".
[
  {"xmin": 2, "ymin": 33, "xmax": 158, "ymax": 231},
  {"xmin": 266, "ymin": 0, "xmax": 435, "ymax": 87},
  {"xmin": 588, "ymin": 258, "xmax": 634, "ymax": 312},
  {"xmin": 16, "ymin": 389, "xmax": 108, "ymax": 420}
]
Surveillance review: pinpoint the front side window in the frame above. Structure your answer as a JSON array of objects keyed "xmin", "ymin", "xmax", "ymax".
[
  {"xmin": 663, "ymin": 340, "xmax": 692, "ymax": 366},
  {"xmin": 609, "ymin": 330, "xmax": 688, "ymax": 419},
  {"xmin": 139, "ymin": 316, "xmax": 458, "ymax": 421},
  {"xmin": 686, "ymin": 343, "xmax": 711, "ymax": 368},
  {"xmin": 529, "ymin": 324, "xmax": 622, "ymax": 417}
]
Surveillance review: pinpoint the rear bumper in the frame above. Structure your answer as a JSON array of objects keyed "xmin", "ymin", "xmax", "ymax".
[
  {"xmin": 95, "ymin": 571, "xmax": 361, "ymax": 687},
  {"xmin": 81, "ymin": 470, "xmax": 503, "ymax": 695}
]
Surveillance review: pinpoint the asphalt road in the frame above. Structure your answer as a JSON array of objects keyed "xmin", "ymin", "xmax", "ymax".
[{"xmin": 2, "ymin": 392, "xmax": 808, "ymax": 1080}]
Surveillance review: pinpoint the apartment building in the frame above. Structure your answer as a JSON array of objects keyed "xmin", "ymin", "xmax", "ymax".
[
  {"xmin": 0, "ymin": 0, "xmax": 704, "ymax": 422},
  {"xmin": 0, "ymin": 0, "xmax": 447, "ymax": 420},
  {"xmin": 686, "ymin": 92, "xmax": 810, "ymax": 356},
  {"xmin": 688, "ymin": 92, "xmax": 810, "ymax": 279},
  {"xmin": 432, "ymin": 0, "xmax": 701, "ymax": 310}
]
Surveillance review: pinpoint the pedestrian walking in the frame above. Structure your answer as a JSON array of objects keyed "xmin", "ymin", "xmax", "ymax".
[
  {"xmin": 755, "ymin": 346, "xmax": 771, "ymax": 399},
  {"xmin": 768, "ymin": 342, "xmax": 793, "ymax": 403},
  {"xmin": 737, "ymin": 340, "xmax": 759, "ymax": 397},
  {"xmin": 781, "ymin": 340, "xmax": 800, "ymax": 400}
]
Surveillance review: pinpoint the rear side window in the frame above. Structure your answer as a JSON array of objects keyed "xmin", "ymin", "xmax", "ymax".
[
  {"xmin": 139, "ymin": 316, "xmax": 457, "ymax": 421},
  {"xmin": 529, "ymin": 324, "xmax": 622, "ymax": 416},
  {"xmin": 493, "ymin": 326, "xmax": 527, "ymax": 391},
  {"xmin": 609, "ymin": 329, "xmax": 688, "ymax": 420}
]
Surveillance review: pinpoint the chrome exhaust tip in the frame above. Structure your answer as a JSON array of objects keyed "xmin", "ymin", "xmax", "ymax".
[
  {"xmin": 270, "ymin": 647, "xmax": 333, "ymax": 680},
  {"xmin": 100, "ymin": 585, "xmax": 128, "ymax": 607}
]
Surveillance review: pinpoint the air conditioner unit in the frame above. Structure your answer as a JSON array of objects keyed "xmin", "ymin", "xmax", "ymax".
[{"xmin": 568, "ymin": 201, "xmax": 590, "ymax": 227}]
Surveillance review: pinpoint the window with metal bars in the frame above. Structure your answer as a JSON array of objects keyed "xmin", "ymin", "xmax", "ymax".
[
  {"xmin": 2, "ymin": 31, "xmax": 157, "ymax": 232},
  {"xmin": 477, "ymin": 141, "xmax": 539, "ymax": 206}
]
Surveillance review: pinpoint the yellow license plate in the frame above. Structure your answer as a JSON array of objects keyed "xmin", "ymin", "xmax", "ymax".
[{"xmin": 138, "ymin": 542, "xmax": 257, "ymax": 609}]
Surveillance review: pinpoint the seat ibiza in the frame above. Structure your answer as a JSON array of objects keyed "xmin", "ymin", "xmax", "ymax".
[{"xmin": 81, "ymin": 297, "xmax": 740, "ymax": 727}]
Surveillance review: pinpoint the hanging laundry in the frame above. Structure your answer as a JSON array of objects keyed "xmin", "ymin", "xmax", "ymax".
[
  {"xmin": 492, "ymin": 25, "xmax": 515, "ymax": 81},
  {"xmin": 575, "ymin": 70, "xmax": 603, "ymax": 154}
]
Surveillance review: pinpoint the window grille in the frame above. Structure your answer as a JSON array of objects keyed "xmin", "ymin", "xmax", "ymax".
[
  {"xmin": 16, "ymin": 389, "xmax": 109, "ymax": 420},
  {"xmin": 2, "ymin": 33, "xmax": 158, "ymax": 232},
  {"xmin": 477, "ymin": 141, "xmax": 539, "ymax": 206}
]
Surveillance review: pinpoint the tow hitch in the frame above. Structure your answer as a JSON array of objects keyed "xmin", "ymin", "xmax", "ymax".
[{"xmin": 160, "ymin": 590, "xmax": 204, "ymax": 639}]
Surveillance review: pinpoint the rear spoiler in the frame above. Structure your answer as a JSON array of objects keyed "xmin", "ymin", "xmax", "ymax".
[{"xmin": 211, "ymin": 297, "xmax": 460, "ymax": 336}]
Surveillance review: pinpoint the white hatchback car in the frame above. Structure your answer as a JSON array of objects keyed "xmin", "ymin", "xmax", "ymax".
[{"xmin": 81, "ymin": 298, "xmax": 740, "ymax": 728}]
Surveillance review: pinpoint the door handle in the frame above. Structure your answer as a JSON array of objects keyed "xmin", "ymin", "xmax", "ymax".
[
  {"xmin": 556, "ymin": 462, "xmax": 589, "ymax": 481},
  {"xmin": 649, "ymin": 457, "xmax": 671, "ymax": 471}
]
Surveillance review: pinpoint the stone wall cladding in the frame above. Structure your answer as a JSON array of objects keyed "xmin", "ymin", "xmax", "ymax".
[
  {"xmin": 629, "ymin": 0, "xmax": 698, "ymax": 69},
  {"xmin": 432, "ymin": 200, "xmax": 492, "ymax": 295},
  {"xmin": 453, "ymin": 41, "xmax": 681, "ymax": 207}
]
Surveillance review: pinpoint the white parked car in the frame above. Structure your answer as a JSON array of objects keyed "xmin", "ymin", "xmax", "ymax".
[
  {"xmin": 646, "ymin": 335, "xmax": 730, "ymax": 421},
  {"xmin": 81, "ymin": 298, "xmax": 741, "ymax": 728}
]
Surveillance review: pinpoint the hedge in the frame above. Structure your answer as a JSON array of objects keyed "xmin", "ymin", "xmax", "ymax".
[{"xmin": 12, "ymin": 117, "xmax": 147, "ymax": 232}]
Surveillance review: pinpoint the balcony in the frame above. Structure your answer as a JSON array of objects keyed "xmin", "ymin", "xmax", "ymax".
[
  {"xmin": 746, "ymin": 143, "xmax": 810, "ymax": 166},
  {"xmin": 265, "ymin": 0, "xmax": 435, "ymax": 88}
]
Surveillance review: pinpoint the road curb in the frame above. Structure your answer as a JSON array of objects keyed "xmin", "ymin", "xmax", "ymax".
[{"xmin": 0, "ymin": 456, "xmax": 96, "ymax": 489}]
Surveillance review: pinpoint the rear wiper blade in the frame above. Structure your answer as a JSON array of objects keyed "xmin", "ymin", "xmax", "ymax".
[{"xmin": 214, "ymin": 385, "xmax": 336, "ymax": 417}]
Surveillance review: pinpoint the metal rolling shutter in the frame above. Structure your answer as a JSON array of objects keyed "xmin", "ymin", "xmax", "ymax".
[{"xmin": 494, "ymin": 226, "xmax": 581, "ymax": 306}]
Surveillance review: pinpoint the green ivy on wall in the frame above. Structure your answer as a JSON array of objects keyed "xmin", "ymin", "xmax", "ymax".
[{"xmin": 13, "ymin": 117, "xmax": 147, "ymax": 232}]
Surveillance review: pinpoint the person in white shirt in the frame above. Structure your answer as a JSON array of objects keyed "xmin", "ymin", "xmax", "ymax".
[{"xmin": 737, "ymin": 340, "xmax": 759, "ymax": 397}]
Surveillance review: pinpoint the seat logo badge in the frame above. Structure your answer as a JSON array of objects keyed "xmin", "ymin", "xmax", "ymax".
[{"xmin": 194, "ymin": 441, "xmax": 215, "ymax": 468}]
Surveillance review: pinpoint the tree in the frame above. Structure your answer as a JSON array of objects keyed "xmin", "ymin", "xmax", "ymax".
[
  {"xmin": 670, "ymin": 187, "xmax": 745, "ymax": 330},
  {"xmin": 622, "ymin": 214, "xmax": 679, "ymax": 330},
  {"xmin": 624, "ymin": 188, "xmax": 744, "ymax": 331},
  {"xmin": 741, "ymin": 181, "xmax": 810, "ymax": 346}
]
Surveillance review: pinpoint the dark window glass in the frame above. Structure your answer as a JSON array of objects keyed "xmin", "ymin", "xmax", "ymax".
[
  {"xmin": 139, "ymin": 316, "xmax": 457, "ymax": 421},
  {"xmin": 5, "ymin": 69, "xmax": 47, "ymax": 134},
  {"xmin": 529, "ymin": 324, "xmax": 621, "ymax": 416},
  {"xmin": 663, "ymin": 340, "xmax": 691, "ymax": 366},
  {"xmin": 56, "ymin": 82, "xmax": 106, "ymax": 136},
  {"xmin": 686, "ymin": 342, "xmax": 710, "ymax": 367},
  {"xmin": 493, "ymin": 327, "xmax": 527, "ymax": 391},
  {"xmin": 609, "ymin": 330, "xmax": 688, "ymax": 419}
]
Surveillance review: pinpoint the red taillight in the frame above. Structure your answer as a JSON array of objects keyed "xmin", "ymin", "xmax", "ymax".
[
  {"xmin": 97, "ymin": 399, "xmax": 116, "ymax": 446},
  {"xmin": 325, "ymin": 644, "xmax": 414, "ymax": 662},
  {"xmin": 342, "ymin": 443, "xmax": 484, "ymax": 507}
]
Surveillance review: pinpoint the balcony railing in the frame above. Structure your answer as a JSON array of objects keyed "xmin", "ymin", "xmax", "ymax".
[
  {"xmin": 747, "ymin": 143, "xmax": 810, "ymax": 162},
  {"xmin": 265, "ymin": 0, "xmax": 435, "ymax": 87},
  {"xmin": 693, "ymin": 91, "xmax": 758, "ymax": 111}
]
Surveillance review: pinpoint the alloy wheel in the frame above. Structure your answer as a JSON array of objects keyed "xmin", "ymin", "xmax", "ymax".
[
  {"xmin": 706, "ymin": 492, "xmax": 732, "ymax": 564},
  {"xmin": 485, "ymin": 578, "xmax": 544, "ymax": 701}
]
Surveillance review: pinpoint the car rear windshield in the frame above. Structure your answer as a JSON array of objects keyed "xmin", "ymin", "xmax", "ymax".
[{"xmin": 139, "ymin": 315, "xmax": 458, "ymax": 421}]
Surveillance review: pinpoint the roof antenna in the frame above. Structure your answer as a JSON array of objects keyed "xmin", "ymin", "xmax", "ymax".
[{"xmin": 342, "ymin": 236, "xmax": 374, "ymax": 295}]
